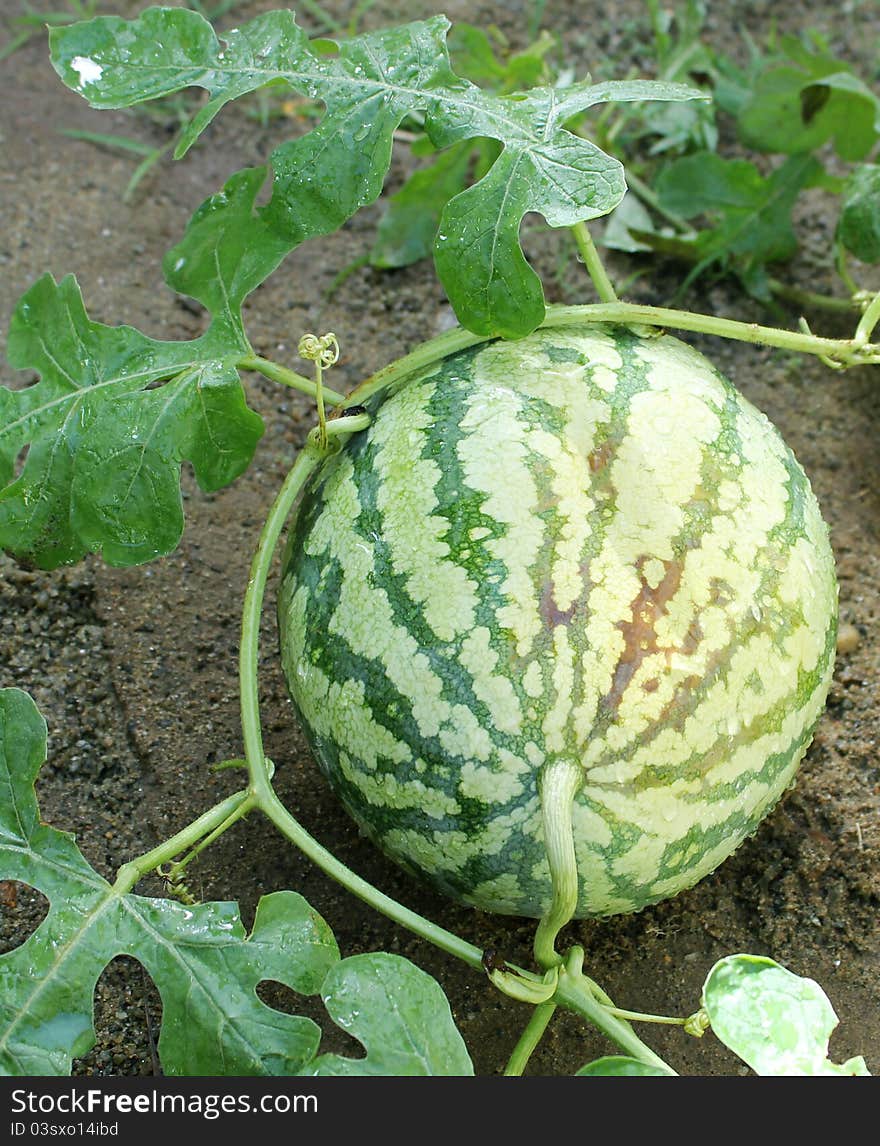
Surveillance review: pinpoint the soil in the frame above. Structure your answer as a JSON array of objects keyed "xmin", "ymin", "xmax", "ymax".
[{"xmin": 1, "ymin": 0, "xmax": 878, "ymax": 1078}]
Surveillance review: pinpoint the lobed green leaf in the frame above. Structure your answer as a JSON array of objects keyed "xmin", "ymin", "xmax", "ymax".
[
  {"xmin": 0, "ymin": 275, "xmax": 262, "ymax": 568},
  {"xmin": 653, "ymin": 151, "xmax": 822, "ymax": 296},
  {"xmin": 736, "ymin": 40, "xmax": 880, "ymax": 162},
  {"xmin": 838, "ymin": 164, "xmax": 880, "ymax": 264},
  {"xmin": 0, "ymin": 688, "xmax": 340, "ymax": 1075},
  {"xmin": 0, "ymin": 689, "xmax": 473, "ymax": 1077},
  {"xmin": 702, "ymin": 954, "xmax": 871, "ymax": 1076},
  {"xmin": 305, "ymin": 953, "xmax": 474, "ymax": 1076},
  {"xmin": 50, "ymin": 6, "xmax": 706, "ymax": 339},
  {"xmin": 0, "ymin": 166, "xmax": 292, "ymax": 569},
  {"xmin": 163, "ymin": 165, "xmax": 292, "ymax": 341},
  {"xmin": 368, "ymin": 21, "xmax": 558, "ymax": 274}
]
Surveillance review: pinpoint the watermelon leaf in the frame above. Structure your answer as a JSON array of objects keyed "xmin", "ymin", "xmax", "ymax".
[
  {"xmin": 838, "ymin": 164, "xmax": 880, "ymax": 264},
  {"xmin": 0, "ymin": 687, "xmax": 473, "ymax": 1077},
  {"xmin": 162, "ymin": 165, "xmax": 292, "ymax": 345},
  {"xmin": 306, "ymin": 953, "xmax": 474, "ymax": 1076},
  {"xmin": 702, "ymin": 955, "xmax": 872, "ymax": 1076},
  {"xmin": 367, "ymin": 22, "xmax": 557, "ymax": 274},
  {"xmin": 50, "ymin": 6, "xmax": 706, "ymax": 338},
  {"xmin": 576, "ymin": 1056, "xmax": 673, "ymax": 1076},
  {"xmin": 0, "ymin": 167, "xmax": 284, "ymax": 569},
  {"xmin": 736, "ymin": 35, "xmax": 880, "ymax": 162},
  {"xmin": 652, "ymin": 151, "xmax": 823, "ymax": 297},
  {"xmin": 0, "ymin": 687, "xmax": 339, "ymax": 1075}
]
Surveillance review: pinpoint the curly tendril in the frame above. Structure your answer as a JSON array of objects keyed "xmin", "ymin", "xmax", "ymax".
[{"xmin": 298, "ymin": 332, "xmax": 340, "ymax": 369}]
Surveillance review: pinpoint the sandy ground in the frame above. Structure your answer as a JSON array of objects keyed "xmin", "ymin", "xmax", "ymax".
[{"xmin": 1, "ymin": 0, "xmax": 878, "ymax": 1076}]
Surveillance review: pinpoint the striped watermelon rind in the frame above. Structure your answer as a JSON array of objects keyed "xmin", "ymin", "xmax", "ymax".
[{"xmin": 277, "ymin": 323, "xmax": 837, "ymax": 919}]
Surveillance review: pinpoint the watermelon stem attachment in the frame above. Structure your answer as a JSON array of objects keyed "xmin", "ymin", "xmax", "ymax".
[{"xmin": 534, "ymin": 758, "xmax": 585, "ymax": 970}]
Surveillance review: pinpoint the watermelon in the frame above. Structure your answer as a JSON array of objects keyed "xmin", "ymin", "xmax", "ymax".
[{"xmin": 277, "ymin": 323, "xmax": 837, "ymax": 919}]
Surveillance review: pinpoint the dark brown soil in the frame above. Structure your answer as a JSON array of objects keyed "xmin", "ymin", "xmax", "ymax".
[{"xmin": 1, "ymin": 0, "xmax": 878, "ymax": 1078}]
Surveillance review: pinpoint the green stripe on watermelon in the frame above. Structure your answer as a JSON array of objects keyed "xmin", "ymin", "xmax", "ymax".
[{"xmin": 278, "ymin": 324, "xmax": 837, "ymax": 919}]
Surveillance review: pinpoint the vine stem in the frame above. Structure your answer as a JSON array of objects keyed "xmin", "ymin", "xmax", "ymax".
[
  {"xmin": 503, "ymin": 1003, "xmax": 557, "ymax": 1076},
  {"xmin": 165, "ymin": 795, "xmax": 255, "ymax": 877},
  {"xmin": 347, "ymin": 301, "xmax": 880, "ymax": 414},
  {"xmin": 855, "ymin": 290, "xmax": 880, "ymax": 344},
  {"xmin": 113, "ymin": 789, "xmax": 254, "ymax": 894},
  {"xmin": 346, "ymin": 324, "xmax": 487, "ymax": 405},
  {"xmin": 770, "ymin": 280, "xmax": 863, "ymax": 316},
  {"xmin": 571, "ymin": 222, "xmax": 619, "ymax": 302},
  {"xmin": 238, "ymin": 418, "xmax": 349, "ymax": 799},
  {"xmin": 602, "ymin": 1008, "xmax": 688, "ymax": 1027},
  {"xmin": 836, "ymin": 243, "xmax": 861, "ymax": 297},
  {"xmin": 555, "ymin": 948, "xmax": 677, "ymax": 1074},
  {"xmin": 236, "ymin": 412, "xmax": 485, "ymax": 974},
  {"xmin": 238, "ymin": 353, "xmax": 348, "ymax": 407},
  {"xmin": 544, "ymin": 301, "xmax": 878, "ymax": 361},
  {"xmin": 257, "ymin": 786, "xmax": 484, "ymax": 972},
  {"xmin": 555, "ymin": 987, "xmax": 676, "ymax": 1073}
]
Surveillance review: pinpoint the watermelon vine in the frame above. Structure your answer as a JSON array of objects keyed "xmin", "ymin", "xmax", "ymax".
[{"xmin": 1, "ymin": 3, "xmax": 876, "ymax": 1079}]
